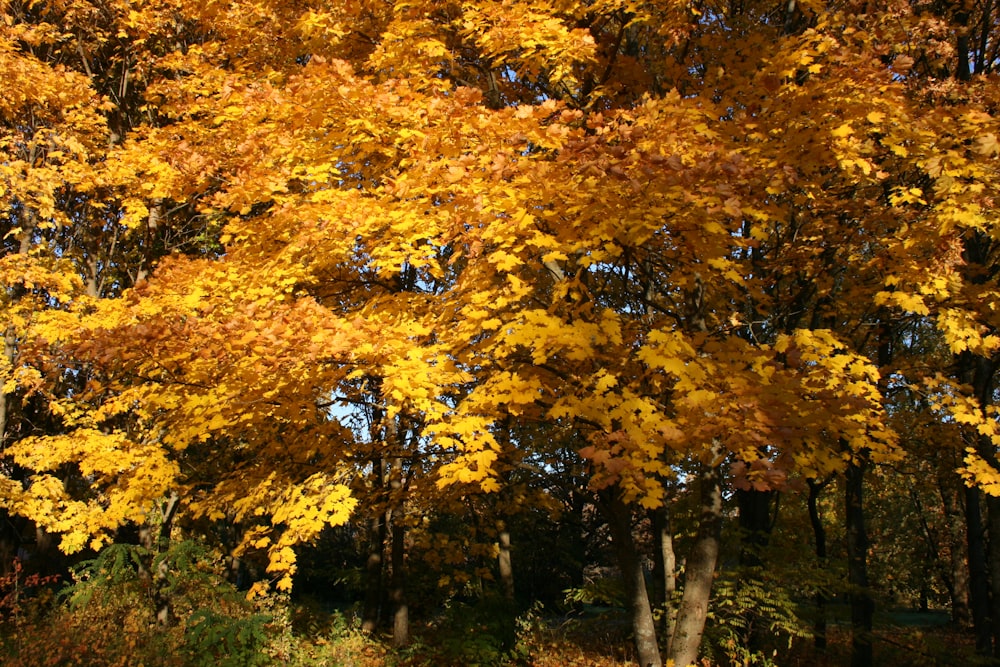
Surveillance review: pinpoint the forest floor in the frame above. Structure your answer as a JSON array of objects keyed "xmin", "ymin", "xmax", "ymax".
[
  {"xmin": 0, "ymin": 591, "xmax": 979, "ymax": 666},
  {"xmin": 288, "ymin": 604, "xmax": 978, "ymax": 667}
]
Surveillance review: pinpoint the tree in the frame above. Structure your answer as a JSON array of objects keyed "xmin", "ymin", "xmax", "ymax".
[{"xmin": 4, "ymin": 2, "xmax": 1000, "ymax": 666}]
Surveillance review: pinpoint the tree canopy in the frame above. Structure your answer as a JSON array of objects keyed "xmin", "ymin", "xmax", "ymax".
[{"xmin": 3, "ymin": 0, "xmax": 1000, "ymax": 665}]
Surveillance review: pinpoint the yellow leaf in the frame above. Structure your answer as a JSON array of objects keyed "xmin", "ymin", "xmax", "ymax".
[{"xmin": 831, "ymin": 123, "xmax": 853, "ymax": 138}]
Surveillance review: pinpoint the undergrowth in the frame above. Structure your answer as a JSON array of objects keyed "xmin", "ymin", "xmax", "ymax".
[{"xmin": 0, "ymin": 548, "xmax": 977, "ymax": 667}]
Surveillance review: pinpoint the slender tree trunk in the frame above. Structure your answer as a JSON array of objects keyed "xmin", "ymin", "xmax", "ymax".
[
  {"xmin": 953, "ymin": 223, "xmax": 999, "ymax": 655},
  {"xmin": 0, "ymin": 328, "xmax": 18, "ymax": 570},
  {"xmin": 845, "ymin": 459, "xmax": 873, "ymax": 667},
  {"xmin": 389, "ymin": 457, "xmax": 408, "ymax": 648},
  {"xmin": 602, "ymin": 490, "xmax": 662, "ymax": 667},
  {"xmin": 938, "ymin": 474, "xmax": 971, "ymax": 625},
  {"xmin": 134, "ymin": 199, "xmax": 163, "ymax": 284},
  {"xmin": 1, "ymin": 219, "xmax": 36, "ymax": 450},
  {"xmin": 662, "ymin": 520, "xmax": 676, "ymax": 650},
  {"xmin": 966, "ymin": 486, "xmax": 993, "ymax": 654},
  {"xmin": 974, "ymin": 403, "xmax": 1000, "ymax": 655},
  {"xmin": 649, "ymin": 505, "xmax": 677, "ymax": 649},
  {"xmin": 362, "ymin": 458, "xmax": 386, "ymax": 634},
  {"xmin": 807, "ymin": 479, "xmax": 828, "ymax": 651},
  {"xmin": 153, "ymin": 492, "xmax": 181, "ymax": 627},
  {"xmin": 0, "ymin": 333, "xmax": 12, "ymax": 449},
  {"xmin": 957, "ymin": 346, "xmax": 996, "ymax": 655},
  {"xmin": 2, "ymin": 216, "xmax": 47, "ymax": 571},
  {"xmin": 569, "ymin": 487, "xmax": 588, "ymax": 589},
  {"xmin": 956, "ymin": 0, "xmax": 972, "ymax": 81},
  {"xmin": 498, "ymin": 524, "xmax": 515, "ymax": 602},
  {"xmin": 986, "ymin": 495, "xmax": 1000, "ymax": 657},
  {"xmin": 494, "ymin": 517, "xmax": 518, "ymax": 653},
  {"xmin": 975, "ymin": 0, "xmax": 994, "ymax": 74},
  {"xmin": 649, "ymin": 507, "xmax": 666, "ymax": 611},
  {"xmin": 362, "ymin": 512, "xmax": 386, "ymax": 633},
  {"xmin": 390, "ymin": 515, "xmax": 408, "ymax": 647},
  {"xmin": 669, "ymin": 458, "xmax": 723, "ymax": 667},
  {"xmin": 492, "ymin": 430, "xmax": 516, "ymax": 605},
  {"xmin": 668, "ymin": 263, "xmax": 719, "ymax": 667}
]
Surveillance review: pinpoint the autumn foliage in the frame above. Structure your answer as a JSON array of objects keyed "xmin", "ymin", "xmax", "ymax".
[{"xmin": 2, "ymin": 0, "xmax": 1000, "ymax": 665}]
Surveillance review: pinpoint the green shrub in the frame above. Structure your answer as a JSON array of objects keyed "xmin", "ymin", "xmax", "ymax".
[
  {"xmin": 703, "ymin": 568, "xmax": 811, "ymax": 667},
  {"xmin": 0, "ymin": 539, "xmax": 281, "ymax": 667},
  {"xmin": 562, "ymin": 576, "xmax": 626, "ymax": 608},
  {"xmin": 184, "ymin": 608, "xmax": 272, "ymax": 667},
  {"xmin": 433, "ymin": 597, "xmax": 518, "ymax": 667}
]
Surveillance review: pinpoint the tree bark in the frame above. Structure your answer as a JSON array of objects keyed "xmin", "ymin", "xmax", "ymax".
[
  {"xmin": 669, "ymin": 458, "xmax": 723, "ymax": 667},
  {"xmin": 956, "ymin": 0, "xmax": 972, "ymax": 81},
  {"xmin": 568, "ymin": 485, "xmax": 588, "ymax": 589},
  {"xmin": 649, "ymin": 505, "xmax": 677, "ymax": 648},
  {"xmin": 389, "ymin": 457, "xmax": 408, "ymax": 648},
  {"xmin": 2, "ymin": 210, "xmax": 67, "ymax": 573},
  {"xmin": 807, "ymin": 479, "xmax": 829, "ymax": 651},
  {"xmin": 845, "ymin": 459, "xmax": 873, "ymax": 667},
  {"xmin": 362, "ymin": 458, "xmax": 386, "ymax": 634},
  {"xmin": 498, "ymin": 525, "xmax": 515, "ymax": 602},
  {"xmin": 986, "ymin": 494, "xmax": 1000, "ymax": 657},
  {"xmin": 975, "ymin": 0, "xmax": 994, "ymax": 75},
  {"xmin": 953, "ymin": 224, "xmax": 999, "ymax": 655},
  {"xmin": 938, "ymin": 473, "xmax": 971, "ymax": 625},
  {"xmin": 153, "ymin": 492, "xmax": 181, "ymax": 627},
  {"xmin": 967, "ymin": 485, "xmax": 993, "ymax": 655},
  {"xmin": 602, "ymin": 490, "xmax": 662, "ymax": 667},
  {"xmin": 361, "ymin": 514, "xmax": 386, "ymax": 633},
  {"xmin": 1, "ymin": 218, "xmax": 36, "ymax": 451},
  {"xmin": 0, "ymin": 333, "xmax": 12, "ymax": 450},
  {"xmin": 956, "ymin": 346, "xmax": 996, "ymax": 655}
]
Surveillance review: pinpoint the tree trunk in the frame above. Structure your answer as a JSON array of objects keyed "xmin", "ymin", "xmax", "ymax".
[
  {"xmin": 952, "ymin": 222, "xmax": 1000, "ymax": 653},
  {"xmin": 649, "ymin": 505, "xmax": 677, "ymax": 649},
  {"xmin": 845, "ymin": 459, "xmax": 873, "ymax": 667},
  {"xmin": 498, "ymin": 525, "xmax": 515, "ymax": 602},
  {"xmin": 0, "ymin": 332, "xmax": 13, "ymax": 450},
  {"xmin": 569, "ymin": 486, "xmax": 588, "ymax": 589},
  {"xmin": 362, "ymin": 512, "xmax": 386, "ymax": 633},
  {"xmin": 966, "ymin": 486, "xmax": 993, "ymax": 654},
  {"xmin": 1, "ymin": 218, "xmax": 35, "ymax": 451},
  {"xmin": 153, "ymin": 492, "xmax": 181, "ymax": 627},
  {"xmin": 603, "ymin": 490, "xmax": 662, "ymax": 667},
  {"xmin": 956, "ymin": 346, "xmax": 996, "ymax": 655},
  {"xmin": 389, "ymin": 457, "xmax": 408, "ymax": 648},
  {"xmin": 987, "ymin": 494, "xmax": 1000, "ymax": 657},
  {"xmin": 975, "ymin": 0, "xmax": 994, "ymax": 75},
  {"xmin": 0, "ymin": 318, "xmax": 21, "ymax": 572},
  {"xmin": 937, "ymin": 471, "xmax": 971, "ymax": 625},
  {"xmin": 362, "ymin": 459, "xmax": 386, "ymax": 634},
  {"xmin": 956, "ymin": 0, "xmax": 972, "ymax": 81},
  {"xmin": 807, "ymin": 479, "xmax": 829, "ymax": 651},
  {"xmin": 669, "ymin": 458, "xmax": 723, "ymax": 667},
  {"xmin": 390, "ymin": 515, "xmax": 408, "ymax": 647}
]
